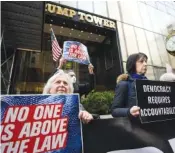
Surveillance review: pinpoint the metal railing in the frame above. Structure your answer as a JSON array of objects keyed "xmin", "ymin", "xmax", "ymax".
[{"xmin": 1, "ymin": 27, "xmax": 16, "ymax": 94}]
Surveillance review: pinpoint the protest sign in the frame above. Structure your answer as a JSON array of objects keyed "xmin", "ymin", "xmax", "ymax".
[
  {"xmin": 135, "ymin": 80, "xmax": 175, "ymax": 123},
  {"xmin": 63, "ymin": 41, "xmax": 90, "ymax": 65},
  {"xmin": 83, "ymin": 118, "xmax": 175, "ymax": 153},
  {"xmin": 0, "ymin": 94, "xmax": 82, "ymax": 153}
]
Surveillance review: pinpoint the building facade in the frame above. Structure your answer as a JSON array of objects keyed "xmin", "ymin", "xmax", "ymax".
[
  {"xmin": 1, "ymin": 1, "xmax": 175, "ymax": 94},
  {"xmin": 56, "ymin": 1, "xmax": 175, "ymax": 79}
]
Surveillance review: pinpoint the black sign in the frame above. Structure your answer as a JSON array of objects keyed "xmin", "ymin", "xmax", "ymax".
[
  {"xmin": 136, "ymin": 80, "xmax": 175, "ymax": 123},
  {"xmin": 83, "ymin": 118, "xmax": 175, "ymax": 153}
]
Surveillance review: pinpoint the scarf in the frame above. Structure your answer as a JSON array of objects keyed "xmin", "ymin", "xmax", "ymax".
[{"xmin": 130, "ymin": 73, "xmax": 147, "ymax": 80}]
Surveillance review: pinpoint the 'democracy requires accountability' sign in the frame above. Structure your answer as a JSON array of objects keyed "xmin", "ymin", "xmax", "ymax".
[
  {"xmin": 0, "ymin": 94, "xmax": 82, "ymax": 153},
  {"xmin": 83, "ymin": 118, "xmax": 175, "ymax": 153},
  {"xmin": 135, "ymin": 80, "xmax": 175, "ymax": 123}
]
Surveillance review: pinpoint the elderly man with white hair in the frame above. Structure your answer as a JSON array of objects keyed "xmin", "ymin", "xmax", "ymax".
[
  {"xmin": 160, "ymin": 64, "xmax": 175, "ymax": 82},
  {"xmin": 43, "ymin": 69, "xmax": 93, "ymax": 123}
]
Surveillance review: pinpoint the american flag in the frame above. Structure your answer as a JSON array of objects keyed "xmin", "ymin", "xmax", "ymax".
[{"xmin": 50, "ymin": 28, "xmax": 62, "ymax": 62}]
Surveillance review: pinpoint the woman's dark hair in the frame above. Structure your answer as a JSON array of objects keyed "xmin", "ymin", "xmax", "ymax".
[{"xmin": 126, "ymin": 52, "xmax": 148, "ymax": 74}]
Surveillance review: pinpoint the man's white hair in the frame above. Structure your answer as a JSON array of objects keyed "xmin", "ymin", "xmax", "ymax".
[
  {"xmin": 160, "ymin": 73, "xmax": 175, "ymax": 82},
  {"xmin": 43, "ymin": 70, "xmax": 74, "ymax": 94},
  {"xmin": 160, "ymin": 64, "xmax": 175, "ymax": 82}
]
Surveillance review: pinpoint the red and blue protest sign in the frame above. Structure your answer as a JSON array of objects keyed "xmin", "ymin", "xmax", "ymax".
[
  {"xmin": 62, "ymin": 41, "xmax": 90, "ymax": 65},
  {"xmin": 1, "ymin": 94, "xmax": 82, "ymax": 153}
]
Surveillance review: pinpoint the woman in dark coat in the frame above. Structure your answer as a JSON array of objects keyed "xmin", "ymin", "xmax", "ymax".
[{"xmin": 111, "ymin": 52, "xmax": 148, "ymax": 118}]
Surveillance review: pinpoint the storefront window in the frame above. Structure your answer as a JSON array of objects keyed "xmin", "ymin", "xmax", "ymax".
[
  {"xmin": 13, "ymin": 50, "xmax": 55, "ymax": 94},
  {"xmin": 14, "ymin": 32, "xmax": 121, "ymax": 94}
]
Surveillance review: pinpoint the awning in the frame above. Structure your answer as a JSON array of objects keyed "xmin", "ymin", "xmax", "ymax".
[{"xmin": 1, "ymin": 1, "xmax": 44, "ymax": 52}]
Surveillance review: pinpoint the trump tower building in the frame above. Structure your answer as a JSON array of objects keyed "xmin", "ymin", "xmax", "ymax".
[{"xmin": 1, "ymin": 1, "xmax": 175, "ymax": 94}]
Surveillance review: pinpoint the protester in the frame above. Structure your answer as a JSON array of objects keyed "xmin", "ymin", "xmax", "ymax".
[
  {"xmin": 43, "ymin": 69, "xmax": 93, "ymax": 123},
  {"xmin": 160, "ymin": 64, "xmax": 175, "ymax": 82},
  {"xmin": 65, "ymin": 69, "xmax": 79, "ymax": 93},
  {"xmin": 111, "ymin": 53, "xmax": 148, "ymax": 118},
  {"xmin": 58, "ymin": 57, "xmax": 94, "ymax": 74}
]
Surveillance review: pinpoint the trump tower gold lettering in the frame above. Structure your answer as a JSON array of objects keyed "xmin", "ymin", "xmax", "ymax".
[{"xmin": 45, "ymin": 3, "xmax": 116, "ymax": 29}]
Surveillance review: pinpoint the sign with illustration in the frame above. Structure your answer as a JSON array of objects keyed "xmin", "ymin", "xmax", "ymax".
[
  {"xmin": 1, "ymin": 94, "xmax": 82, "ymax": 153},
  {"xmin": 63, "ymin": 41, "xmax": 90, "ymax": 65}
]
